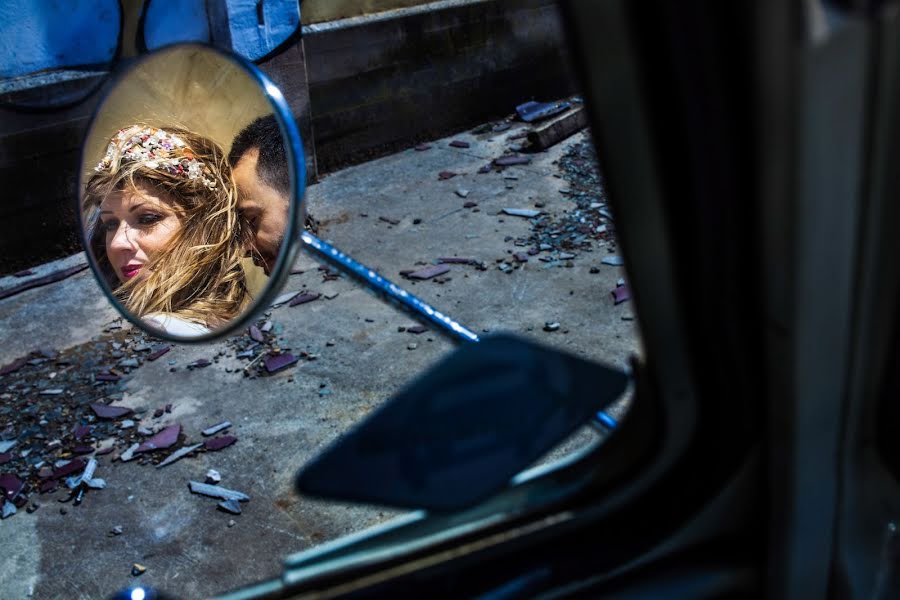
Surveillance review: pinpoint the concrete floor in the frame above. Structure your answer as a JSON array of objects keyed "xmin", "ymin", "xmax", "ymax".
[{"xmin": 0, "ymin": 127, "xmax": 640, "ymax": 598}]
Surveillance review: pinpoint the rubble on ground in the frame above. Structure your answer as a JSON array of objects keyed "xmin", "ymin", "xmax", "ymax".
[{"xmin": 0, "ymin": 328, "xmax": 242, "ymax": 517}]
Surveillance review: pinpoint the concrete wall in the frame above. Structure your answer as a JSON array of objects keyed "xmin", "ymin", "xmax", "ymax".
[{"xmin": 304, "ymin": 0, "xmax": 576, "ymax": 171}]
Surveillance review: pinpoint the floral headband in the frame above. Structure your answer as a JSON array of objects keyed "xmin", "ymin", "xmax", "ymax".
[{"xmin": 95, "ymin": 125, "xmax": 217, "ymax": 189}]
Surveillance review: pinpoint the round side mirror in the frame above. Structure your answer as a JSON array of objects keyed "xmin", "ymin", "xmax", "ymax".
[{"xmin": 78, "ymin": 43, "xmax": 305, "ymax": 341}]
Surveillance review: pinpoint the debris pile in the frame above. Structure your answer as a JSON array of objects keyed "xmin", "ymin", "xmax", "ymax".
[
  {"xmin": 488, "ymin": 138, "xmax": 620, "ymax": 275},
  {"xmin": 530, "ymin": 139, "xmax": 617, "ymax": 258},
  {"xmin": 227, "ymin": 314, "xmax": 320, "ymax": 377},
  {"xmin": 0, "ymin": 329, "xmax": 240, "ymax": 518}
]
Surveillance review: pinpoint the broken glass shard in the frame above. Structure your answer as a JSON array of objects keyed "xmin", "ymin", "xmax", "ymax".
[
  {"xmin": 0, "ymin": 474, "xmax": 23, "ymax": 500},
  {"xmin": 202, "ymin": 422, "xmax": 231, "ymax": 436},
  {"xmin": 136, "ymin": 425, "xmax": 180, "ymax": 453},
  {"xmin": 119, "ymin": 443, "xmax": 140, "ymax": 462},
  {"xmin": 50, "ymin": 459, "xmax": 85, "ymax": 480},
  {"xmin": 73, "ymin": 425, "xmax": 91, "ymax": 440},
  {"xmin": 204, "ymin": 436, "xmax": 236, "ymax": 451},
  {"xmin": 612, "ymin": 285, "xmax": 631, "ymax": 305},
  {"xmin": 272, "ymin": 290, "xmax": 302, "ymax": 307},
  {"xmin": 90, "ymin": 404, "xmax": 132, "ymax": 419},
  {"xmin": 188, "ymin": 481, "xmax": 250, "ymax": 502},
  {"xmin": 263, "ymin": 353, "xmax": 298, "ymax": 373},
  {"xmin": 156, "ymin": 443, "xmax": 202, "ymax": 468},
  {"xmin": 289, "ymin": 293, "xmax": 320, "ymax": 307},
  {"xmin": 407, "ymin": 265, "xmax": 450, "ymax": 280},
  {"xmin": 503, "ymin": 208, "xmax": 541, "ymax": 218},
  {"xmin": 85, "ymin": 478, "xmax": 106, "ymax": 490}
]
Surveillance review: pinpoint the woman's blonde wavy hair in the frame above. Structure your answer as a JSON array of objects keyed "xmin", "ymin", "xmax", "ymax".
[{"xmin": 82, "ymin": 125, "xmax": 250, "ymax": 328}]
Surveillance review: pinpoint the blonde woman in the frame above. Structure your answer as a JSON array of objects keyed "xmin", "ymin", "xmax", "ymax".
[{"xmin": 83, "ymin": 125, "xmax": 251, "ymax": 336}]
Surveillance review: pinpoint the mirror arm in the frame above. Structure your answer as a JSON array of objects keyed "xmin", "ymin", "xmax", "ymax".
[{"xmin": 300, "ymin": 232, "xmax": 481, "ymax": 343}]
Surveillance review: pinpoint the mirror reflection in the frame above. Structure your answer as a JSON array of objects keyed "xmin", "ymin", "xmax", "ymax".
[
  {"xmin": 79, "ymin": 45, "xmax": 296, "ymax": 339},
  {"xmin": 83, "ymin": 124, "xmax": 249, "ymax": 336}
]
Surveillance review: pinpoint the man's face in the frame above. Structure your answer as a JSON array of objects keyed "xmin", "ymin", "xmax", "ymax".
[{"xmin": 233, "ymin": 148, "xmax": 288, "ymax": 275}]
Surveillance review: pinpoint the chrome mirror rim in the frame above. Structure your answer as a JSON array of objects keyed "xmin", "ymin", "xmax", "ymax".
[{"xmin": 76, "ymin": 42, "xmax": 305, "ymax": 343}]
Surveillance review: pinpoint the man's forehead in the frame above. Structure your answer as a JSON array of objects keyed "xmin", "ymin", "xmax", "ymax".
[
  {"xmin": 233, "ymin": 146, "xmax": 260, "ymax": 173},
  {"xmin": 233, "ymin": 146, "xmax": 290, "ymax": 210},
  {"xmin": 234, "ymin": 148, "xmax": 277, "ymax": 191}
]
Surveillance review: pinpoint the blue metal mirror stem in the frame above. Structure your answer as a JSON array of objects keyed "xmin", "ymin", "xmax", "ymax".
[
  {"xmin": 300, "ymin": 232, "xmax": 619, "ymax": 430},
  {"xmin": 300, "ymin": 232, "xmax": 480, "ymax": 343}
]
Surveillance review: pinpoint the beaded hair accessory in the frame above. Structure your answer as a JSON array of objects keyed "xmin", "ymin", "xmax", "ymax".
[{"xmin": 95, "ymin": 125, "xmax": 217, "ymax": 189}]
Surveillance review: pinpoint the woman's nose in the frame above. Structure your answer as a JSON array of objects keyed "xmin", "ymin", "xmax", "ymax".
[{"xmin": 109, "ymin": 223, "xmax": 136, "ymax": 253}]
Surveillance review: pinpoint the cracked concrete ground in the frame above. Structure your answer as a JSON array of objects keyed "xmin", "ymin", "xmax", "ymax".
[{"xmin": 0, "ymin": 126, "xmax": 640, "ymax": 599}]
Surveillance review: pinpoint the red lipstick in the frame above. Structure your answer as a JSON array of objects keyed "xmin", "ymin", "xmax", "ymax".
[{"xmin": 122, "ymin": 264, "xmax": 141, "ymax": 279}]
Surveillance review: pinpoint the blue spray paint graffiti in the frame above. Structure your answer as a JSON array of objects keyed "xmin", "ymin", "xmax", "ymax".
[
  {"xmin": 143, "ymin": 0, "xmax": 300, "ymax": 61},
  {"xmin": 0, "ymin": 0, "xmax": 120, "ymax": 79},
  {"xmin": 227, "ymin": 0, "xmax": 301, "ymax": 60},
  {"xmin": 143, "ymin": 0, "xmax": 210, "ymax": 48}
]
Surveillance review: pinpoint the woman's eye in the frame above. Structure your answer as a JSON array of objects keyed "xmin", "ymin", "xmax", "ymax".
[
  {"xmin": 138, "ymin": 213, "xmax": 163, "ymax": 225},
  {"xmin": 100, "ymin": 220, "xmax": 117, "ymax": 233}
]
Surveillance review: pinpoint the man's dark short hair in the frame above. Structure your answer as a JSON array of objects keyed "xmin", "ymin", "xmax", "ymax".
[{"xmin": 228, "ymin": 115, "xmax": 290, "ymax": 196}]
